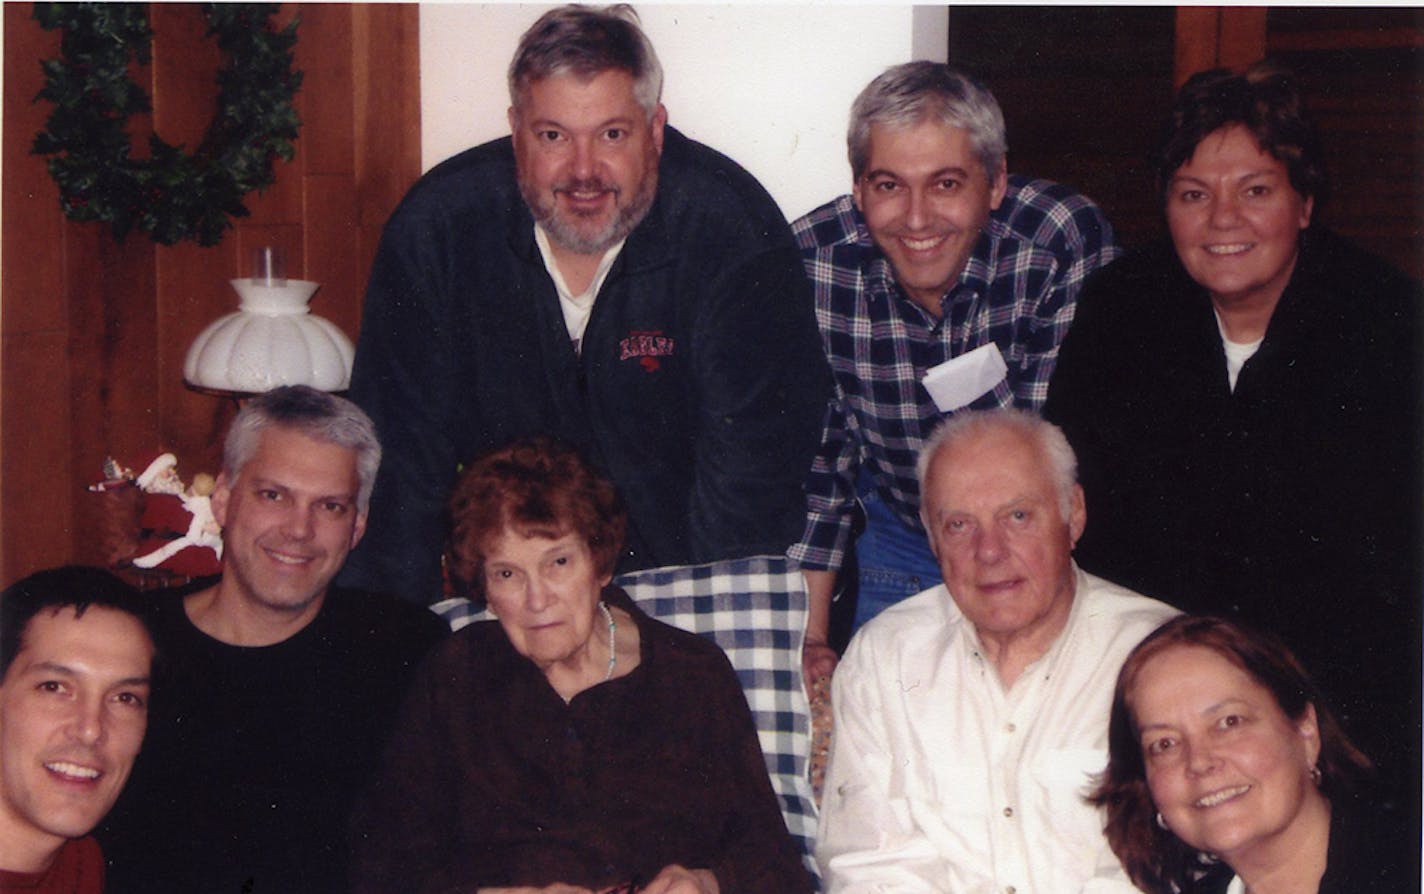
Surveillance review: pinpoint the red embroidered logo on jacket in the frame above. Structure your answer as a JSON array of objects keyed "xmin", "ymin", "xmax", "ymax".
[{"xmin": 619, "ymin": 331, "xmax": 675, "ymax": 373}]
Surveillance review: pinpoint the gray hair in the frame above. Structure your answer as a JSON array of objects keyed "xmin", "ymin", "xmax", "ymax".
[
  {"xmin": 848, "ymin": 61, "xmax": 1007, "ymax": 181},
  {"xmin": 508, "ymin": 4, "xmax": 663, "ymax": 119},
  {"xmin": 223, "ymin": 386, "xmax": 382, "ymax": 514},
  {"xmin": 917, "ymin": 408, "xmax": 1078, "ymax": 521}
]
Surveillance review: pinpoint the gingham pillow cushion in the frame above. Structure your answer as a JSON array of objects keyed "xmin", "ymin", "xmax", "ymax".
[{"xmin": 430, "ymin": 554, "xmax": 820, "ymax": 881}]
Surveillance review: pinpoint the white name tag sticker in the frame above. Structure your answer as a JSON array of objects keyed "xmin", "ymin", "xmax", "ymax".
[{"xmin": 921, "ymin": 342, "xmax": 1009, "ymax": 412}]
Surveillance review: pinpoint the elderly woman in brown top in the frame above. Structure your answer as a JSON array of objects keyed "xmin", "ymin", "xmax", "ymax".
[{"xmin": 351, "ymin": 436, "xmax": 812, "ymax": 894}]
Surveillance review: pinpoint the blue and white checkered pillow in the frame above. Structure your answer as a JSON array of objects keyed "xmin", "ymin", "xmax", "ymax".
[{"xmin": 431, "ymin": 554, "xmax": 820, "ymax": 883}]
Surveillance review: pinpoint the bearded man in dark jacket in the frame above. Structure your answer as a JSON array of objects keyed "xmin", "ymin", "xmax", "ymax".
[{"xmin": 341, "ymin": 5, "xmax": 828, "ymax": 605}]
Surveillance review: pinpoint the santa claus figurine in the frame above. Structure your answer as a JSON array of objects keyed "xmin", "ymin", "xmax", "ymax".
[{"xmin": 130, "ymin": 452, "xmax": 223, "ymax": 577}]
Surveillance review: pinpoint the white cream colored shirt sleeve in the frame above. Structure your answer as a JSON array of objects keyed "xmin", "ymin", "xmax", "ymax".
[{"xmin": 817, "ymin": 566, "xmax": 1178, "ymax": 894}]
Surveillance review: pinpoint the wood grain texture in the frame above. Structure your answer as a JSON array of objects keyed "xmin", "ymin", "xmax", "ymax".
[
  {"xmin": 1217, "ymin": 8, "xmax": 1267, "ymax": 73},
  {"xmin": 3, "ymin": 3, "xmax": 67, "ymax": 580},
  {"xmin": 1, "ymin": 3, "xmax": 422, "ymax": 582}
]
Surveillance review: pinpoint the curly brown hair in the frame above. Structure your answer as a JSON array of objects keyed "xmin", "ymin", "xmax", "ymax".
[
  {"xmin": 445, "ymin": 436, "xmax": 627, "ymax": 602},
  {"xmin": 1090, "ymin": 615, "xmax": 1371, "ymax": 893}
]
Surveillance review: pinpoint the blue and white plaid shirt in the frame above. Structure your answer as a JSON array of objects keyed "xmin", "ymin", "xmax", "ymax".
[{"xmin": 788, "ymin": 176, "xmax": 1121, "ymax": 571}]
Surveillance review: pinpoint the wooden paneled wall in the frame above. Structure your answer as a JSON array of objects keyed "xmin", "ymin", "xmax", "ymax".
[
  {"xmin": 1266, "ymin": 10, "xmax": 1424, "ymax": 280},
  {"xmin": 1, "ymin": 4, "xmax": 421, "ymax": 584},
  {"xmin": 949, "ymin": 7, "xmax": 1177, "ymax": 253},
  {"xmin": 1175, "ymin": 7, "xmax": 1269, "ymax": 84}
]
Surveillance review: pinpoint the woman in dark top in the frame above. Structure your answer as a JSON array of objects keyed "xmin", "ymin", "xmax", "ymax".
[
  {"xmin": 1091, "ymin": 615, "xmax": 1412, "ymax": 893},
  {"xmin": 1043, "ymin": 62, "xmax": 1421, "ymax": 818},
  {"xmin": 350, "ymin": 437, "xmax": 811, "ymax": 894}
]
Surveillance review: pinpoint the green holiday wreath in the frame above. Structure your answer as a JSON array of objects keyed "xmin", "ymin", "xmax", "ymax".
[{"xmin": 31, "ymin": 3, "xmax": 303, "ymax": 247}]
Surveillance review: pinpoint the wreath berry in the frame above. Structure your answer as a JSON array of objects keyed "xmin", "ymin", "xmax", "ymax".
[{"xmin": 31, "ymin": 3, "xmax": 303, "ymax": 247}]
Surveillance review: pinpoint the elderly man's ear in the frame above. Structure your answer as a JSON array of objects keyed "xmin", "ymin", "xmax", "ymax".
[{"xmin": 1068, "ymin": 484, "xmax": 1087, "ymax": 548}]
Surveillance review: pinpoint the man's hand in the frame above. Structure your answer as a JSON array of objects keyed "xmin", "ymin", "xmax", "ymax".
[
  {"xmin": 634, "ymin": 865, "xmax": 718, "ymax": 894},
  {"xmin": 801, "ymin": 568, "xmax": 840, "ymax": 697},
  {"xmin": 802, "ymin": 640, "xmax": 839, "ymax": 691}
]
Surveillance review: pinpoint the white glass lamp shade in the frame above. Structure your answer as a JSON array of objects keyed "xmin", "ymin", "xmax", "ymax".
[{"xmin": 183, "ymin": 279, "xmax": 355, "ymax": 393}]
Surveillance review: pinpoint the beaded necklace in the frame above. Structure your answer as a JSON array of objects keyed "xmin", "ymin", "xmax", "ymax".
[{"xmin": 598, "ymin": 601, "xmax": 617, "ymax": 680}]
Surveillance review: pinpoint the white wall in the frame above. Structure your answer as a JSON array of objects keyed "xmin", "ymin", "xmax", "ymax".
[{"xmin": 420, "ymin": 5, "xmax": 946, "ymax": 221}]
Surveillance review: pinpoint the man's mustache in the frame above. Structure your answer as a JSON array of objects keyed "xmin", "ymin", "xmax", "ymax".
[{"xmin": 554, "ymin": 178, "xmax": 619, "ymax": 195}]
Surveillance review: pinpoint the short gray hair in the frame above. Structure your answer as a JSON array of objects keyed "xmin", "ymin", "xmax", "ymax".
[
  {"xmin": 223, "ymin": 386, "xmax": 381, "ymax": 514},
  {"xmin": 508, "ymin": 4, "xmax": 663, "ymax": 119},
  {"xmin": 848, "ymin": 61, "xmax": 1007, "ymax": 181},
  {"xmin": 917, "ymin": 408, "xmax": 1078, "ymax": 521}
]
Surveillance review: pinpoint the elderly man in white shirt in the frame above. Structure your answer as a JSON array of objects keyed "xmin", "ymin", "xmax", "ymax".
[{"xmin": 817, "ymin": 408, "xmax": 1177, "ymax": 893}]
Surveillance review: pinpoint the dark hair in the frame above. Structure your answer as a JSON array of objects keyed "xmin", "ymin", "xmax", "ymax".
[
  {"xmin": 1091, "ymin": 615, "xmax": 1370, "ymax": 893},
  {"xmin": 224, "ymin": 385, "xmax": 381, "ymax": 513},
  {"xmin": 1, "ymin": 566, "xmax": 155, "ymax": 679},
  {"xmin": 1158, "ymin": 61, "xmax": 1326, "ymax": 203},
  {"xmin": 508, "ymin": 4, "xmax": 663, "ymax": 117},
  {"xmin": 446, "ymin": 436, "xmax": 626, "ymax": 602}
]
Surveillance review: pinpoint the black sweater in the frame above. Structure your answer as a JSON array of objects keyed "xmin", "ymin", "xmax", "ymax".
[
  {"xmin": 97, "ymin": 585, "xmax": 448, "ymax": 893},
  {"xmin": 1045, "ymin": 229, "xmax": 1422, "ymax": 812}
]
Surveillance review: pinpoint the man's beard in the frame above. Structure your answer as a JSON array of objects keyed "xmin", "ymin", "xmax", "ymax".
[{"xmin": 521, "ymin": 168, "xmax": 659, "ymax": 255}]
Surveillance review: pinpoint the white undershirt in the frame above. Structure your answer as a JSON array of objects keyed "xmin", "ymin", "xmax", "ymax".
[
  {"xmin": 534, "ymin": 224, "xmax": 625, "ymax": 355},
  {"xmin": 1215, "ymin": 310, "xmax": 1264, "ymax": 393}
]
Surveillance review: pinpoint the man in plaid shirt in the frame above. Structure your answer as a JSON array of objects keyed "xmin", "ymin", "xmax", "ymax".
[{"xmin": 789, "ymin": 63, "xmax": 1121, "ymax": 684}]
